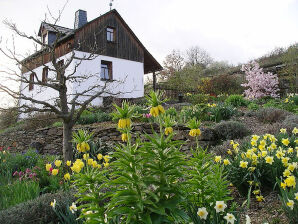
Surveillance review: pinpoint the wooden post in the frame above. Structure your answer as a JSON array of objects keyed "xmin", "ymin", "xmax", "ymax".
[{"xmin": 153, "ymin": 71, "xmax": 156, "ymax": 91}]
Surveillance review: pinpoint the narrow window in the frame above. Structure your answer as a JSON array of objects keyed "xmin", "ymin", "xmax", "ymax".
[
  {"xmin": 42, "ymin": 33, "xmax": 47, "ymax": 44},
  {"xmin": 106, "ymin": 27, "xmax": 115, "ymax": 42},
  {"xmin": 42, "ymin": 66, "xmax": 48, "ymax": 83},
  {"xmin": 56, "ymin": 60, "xmax": 64, "ymax": 80},
  {"xmin": 101, "ymin": 61, "xmax": 112, "ymax": 80},
  {"xmin": 29, "ymin": 72, "xmax": 35, "ymax": 91}
]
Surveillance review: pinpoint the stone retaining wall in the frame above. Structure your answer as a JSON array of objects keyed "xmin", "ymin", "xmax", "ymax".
[{"xmin": 0, "ymin": 123, "xmax": 218, "ymax": 154}]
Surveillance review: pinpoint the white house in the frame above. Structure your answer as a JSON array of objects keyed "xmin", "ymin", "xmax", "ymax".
[{"xmin": 19, "ymin": 9, "xmax": 162, "ymax": 116}]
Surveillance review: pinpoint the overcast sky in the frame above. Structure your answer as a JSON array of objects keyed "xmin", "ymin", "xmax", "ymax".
[
  {"xmin": 0, "ymin": 0, "xmax": 297, "ymax": 66},
  {"xmin": 0, "ymin": 0, "xmax": 297, "ymax": 106}
]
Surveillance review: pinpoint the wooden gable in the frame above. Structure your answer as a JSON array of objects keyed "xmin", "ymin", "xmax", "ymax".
[{"xmin": 74, "ymin": 10, "xmax": 162, "ymax": 73}]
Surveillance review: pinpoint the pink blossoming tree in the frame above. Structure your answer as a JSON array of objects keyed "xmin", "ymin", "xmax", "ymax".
[{"xmin": 241, "ymin": 61, "xmax": 280, "ymax": 99}]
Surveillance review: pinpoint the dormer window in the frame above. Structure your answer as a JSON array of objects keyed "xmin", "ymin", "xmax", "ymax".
[{"xmin": 107, "ymin": 27, "xmax": 115, "ymax": 42}]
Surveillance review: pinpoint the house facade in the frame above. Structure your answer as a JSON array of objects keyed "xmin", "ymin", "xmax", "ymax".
[{"xmin": 19, "ymin": 9, "xmax": 162, "ymax": 115}]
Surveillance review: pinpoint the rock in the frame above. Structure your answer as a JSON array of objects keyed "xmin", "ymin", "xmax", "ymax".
[
  {"xmin": 29, "ymin": 141, "xmax": 43, "ymax": 152},
  {"xmin": 47, "ymin": 128, "xmax": 58, "ymax": 136}
]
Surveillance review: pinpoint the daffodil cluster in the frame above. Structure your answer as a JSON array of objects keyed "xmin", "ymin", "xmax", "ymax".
[
  {"xmin": 70, "ymin": 153, "xmax": 110, "ymax": 173},
  {"xmin": 219, "ymin": 127, "xmax": 297, "ymax": 203},
  {"xmin": 196, "ymin": 201, "xmax": 237, "ymax": 224}
]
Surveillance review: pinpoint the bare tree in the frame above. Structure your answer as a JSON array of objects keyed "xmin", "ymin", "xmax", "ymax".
[
  {"xmin": 185, "ymin": 46, "xmax": 213, "ymax": 68},
  {"xmin": 0, "ymin": 7, "xmax": 126, "ymax": 161},
  {"xmin": 160, "ymin": 49, "xmax": 185, "ymax": 80}
]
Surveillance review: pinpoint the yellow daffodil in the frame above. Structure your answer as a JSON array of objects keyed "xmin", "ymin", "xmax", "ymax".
[
  {"xmin": 261, "ymin": 151, "xmax": 267, "ymax": 157},
  {"xmin": 248, "ymin": 167, "xmax": 256, "ymax": 172},
  {"xmin": 87, "ymin": 158, "xmax": 94, "ymax": 166},
  {"xmin": 258, "ymin": 144, "xmax": 265, "ymax": 151},
  {"xmin": 104, "ymin": 155, "xmax": 110, "ymax": 163},
  {"xmin": 248, "ymin": 181, "xmax": 254, "ymax": 185},
  {"xmin": 288, "ymin": 163, "xmax": 297, "ymax": 172},
  {"xmin": 270, "ymin": 143, "xmax": 277, "ymax": 150},
  {"xmin": 97, "ymin": 153, "xmax": 103, "ymax": 160},
  {"xmin": 52, "ymin": 169, "xmax": 59, "ymax": 176},
  {"xmin": 295, "ymin": 192, "xmax": 298, "ymax": 200},
  {"xmin": 54, "ymin": 160, "xmax": 62, "ymax": 167},
  {"xmin": 164, "ymin": 127, "xmax": 173, "ymax": 136},
  {"xmin": 227, "ymin": 149, "xmax": 232, "ymax": 155},
  {"xmin": 287, "ymin": 200, "xmax": 294, "ymax": 210},
  {"xmin": 71, "ymin": 164, "xmax": 82, "ymax": 173},
  {"xmin": 253, "ymin": 189, "xmax": 260, "ymax": 195},
  {"xmin": 282, "ymin": 157, "xmax": 290, "ymax": 167},
  {"xmin": 64, "ymin": 173, "xmax": 70, "ymax": 181},
  {"xmin": 251, "ymin": 140, "xmax": 257, "ymax": 146},
  {"xmin": 281, "ymin": 182, "xmax": 287, "ymax": 189},
  {"xmin": 276, "ymin": 150, "xmax": 284, "ymax": 159},
  {"xmin": 66, "ymin": 160, "xmax": 72, "ymax": 166},
  {"xmin": 252, "ymin": 135, "xmax": 260, "ymax": 141},
  {"xmin": 223, "ymin": 159, "xmax": 231, "ymax": 165},
  {"xmin": 104, "ymin": 162, "xmax": 109, "ymax": 168},
  {"xmin": 240, "ymin": 161, "xmax": 248, "ymax": 168},
  {"xmin": 256, "ymin": 195, "xmax": 264, "ymax": 202},
  {"xmin": 83, "ymin": 153, "xmax": 89, "ymax": 160},
  {"xmin": 214, "ymin": 156, "xmax": 222, "ymax": 163},
  {"xmin": 282, "ymin": 138, "xmax": 290, "ymax": 146},
  {"xmin": 283, "ymin": 169, "xmax": 291, "ymax": 177},
  {"xmin": 292, "ymin": 127, "xmax": 298, "ymax": 135},
  {"xmin": 46, "ymin": 163, "xmax": 52, "ymax": 171},
  {"xmin": 285, "ymin": 175, "xmax": 296, "ymax": 187},
  {"xmin": 288, "ymin": 147, "xmax": 294, "ymax": 154},
  {"xmin": 265, "ymin": 156, "xmax": 274, "ymax": 165},
  {"xmin": 280, "ymin": 128, "xmax": 287, "ymax": 134},
  {"xmin": 92, "ymin": 160, "xmax": 98, "ymax": 168}
]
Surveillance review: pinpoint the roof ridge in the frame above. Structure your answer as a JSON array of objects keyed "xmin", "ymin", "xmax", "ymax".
[{"xmin": 42, "ymin": 22, "xmax": 73, "ymax": 31}]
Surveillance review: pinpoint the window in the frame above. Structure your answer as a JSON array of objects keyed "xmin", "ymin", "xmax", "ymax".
[
  {"xmin": 56, "ymin": 60, "xmax": 64, "ymax": 80},
  {"xmin": 101, "ymin": 61, "xmax": 112, "ymax": 80},
  {"xmin": 106, "ymin": 27, "xmax": 115, "ymax": 42},
  {"xmin": 29, "ymin": 72, "xmax": 35, "ymax": 91},
  {"xmin": 42, "ymin": 66, "xmax": 48, "ymax": 83}
]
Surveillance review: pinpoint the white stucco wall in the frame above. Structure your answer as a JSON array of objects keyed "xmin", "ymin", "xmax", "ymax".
[
  {"xmin": 72, "ymin": 51, "xmax": 144, "ymax": 106},
  {"xmin": 19, "ymin": 50, "xmax": 144, "ymax": 117}
]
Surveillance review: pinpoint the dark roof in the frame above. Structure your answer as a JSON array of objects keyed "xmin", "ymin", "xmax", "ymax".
[
  {"xmin": 25, "ymin": 10, "xmax": 162, "ymax": 73},
  {"xmin": 38, "ymin": 22, "xmax": 73, "ymax": 36}
]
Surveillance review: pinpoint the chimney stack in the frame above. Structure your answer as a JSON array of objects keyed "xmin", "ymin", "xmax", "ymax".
[{"xmin": 74, "ymin": 10, "xmax": 87, "ymax": 29}]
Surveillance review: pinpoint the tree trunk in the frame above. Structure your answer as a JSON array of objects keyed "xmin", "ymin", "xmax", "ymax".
[{"xmin": 63, "ymin": 121, "xmax": 74, "ymax": 161}]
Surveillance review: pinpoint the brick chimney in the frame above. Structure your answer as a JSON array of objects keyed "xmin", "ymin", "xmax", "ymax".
[{"xmin": 74, "ymin": 10, "xmax": 87, "ymax": 29}]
